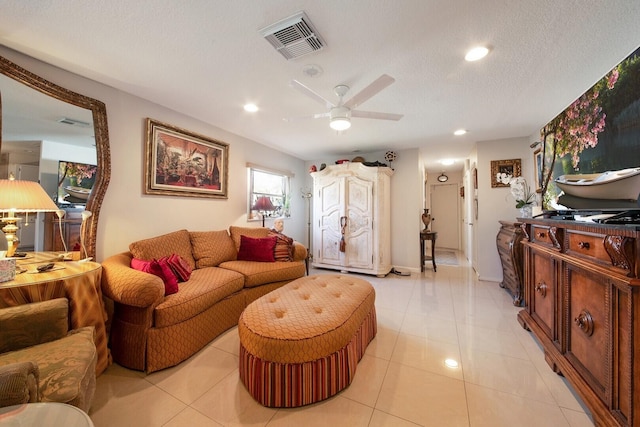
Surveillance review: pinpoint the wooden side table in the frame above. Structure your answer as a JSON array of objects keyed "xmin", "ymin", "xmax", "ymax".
[
  {"xmin": 420, "ymin": 231, "xmax": 437, "ymax": 272},
  {"xmin": 0, "ymin": 252, "xmax": 111, "ymax": 375}
]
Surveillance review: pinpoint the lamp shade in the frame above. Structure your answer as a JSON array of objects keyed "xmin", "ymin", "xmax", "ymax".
[
  {"xmin": 252, "ymin": 196, "xmax": 275, "ymax": 212},
  {"xmin": 0, "ymin": 179, "xmax": 59, "ymax": 212}
]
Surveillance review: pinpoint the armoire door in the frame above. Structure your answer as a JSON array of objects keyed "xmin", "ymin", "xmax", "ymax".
[
  {"xmin": 344, "ymin": 175, "xmax": 373, "ymax": 269},
  {"xmin": 315, "ymin": 177, "xmax": 344, "ymax": 266}
]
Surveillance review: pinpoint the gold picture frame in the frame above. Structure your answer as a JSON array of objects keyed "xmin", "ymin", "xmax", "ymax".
[
  {"xmin": 144, "ymin": 118, "xmax": 229, "ymax": 198},
  {"xmin": 490, "ymin": 158, "xmax": 521, "ymax": 188}
]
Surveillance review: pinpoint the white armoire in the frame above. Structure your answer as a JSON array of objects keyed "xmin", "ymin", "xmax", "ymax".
[{"xmin": 311, "ymin": 163, "xmax": 393, "ymax": 277}]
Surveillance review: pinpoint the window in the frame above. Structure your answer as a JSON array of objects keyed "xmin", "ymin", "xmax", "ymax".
[{"xmin": 247, "ymin": 164, "xmax": 292, "ymax": 222}]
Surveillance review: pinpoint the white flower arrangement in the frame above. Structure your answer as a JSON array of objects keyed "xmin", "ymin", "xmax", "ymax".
[{"xmin": 509, "ymin": 177, "xmax": 536, "ymax": 208}]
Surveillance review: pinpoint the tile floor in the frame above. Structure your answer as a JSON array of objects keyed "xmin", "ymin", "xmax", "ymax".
[{"xmin": 89, "ymin": 254, "xmax": 595, "ymax": 427}]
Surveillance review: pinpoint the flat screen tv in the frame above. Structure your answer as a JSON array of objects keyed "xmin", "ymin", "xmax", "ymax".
[{"xmin": 57, "ymin": 160, "xmax": 97, "ymax": 205}]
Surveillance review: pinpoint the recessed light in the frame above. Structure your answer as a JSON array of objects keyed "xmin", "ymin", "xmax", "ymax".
[
  {"xmin": 465, "ymin": 46, "xmax": 489, "ymax": 62},
  {"xmin": 454, "ymin": 129, "xmax": 467, "ymax": 136},
  {"xmin": 444, "ymin": 358, "xmax": 459, "ymax": 369},
  {"xmin": 244, "ymin": 103, "xmax": 259, "ymax": 112},
  {"xmin": 440, "ymin": 159, "xmax": 454, "ymax": 166}
]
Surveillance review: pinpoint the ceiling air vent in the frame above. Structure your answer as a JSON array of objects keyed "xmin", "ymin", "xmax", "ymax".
[{"xmin": 260, "ymin": 11, "xmax": 325, "ymax": 60}]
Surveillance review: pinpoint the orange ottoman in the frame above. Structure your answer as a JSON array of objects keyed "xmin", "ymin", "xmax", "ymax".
[{"xmin": 238, "ymin": 274, "xmax": 377, "ymax": 407}]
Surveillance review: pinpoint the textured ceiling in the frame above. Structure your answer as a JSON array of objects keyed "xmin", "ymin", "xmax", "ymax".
[{"xmin": 1, "ymin": 1, "xmax": 639, "ymax": 171}]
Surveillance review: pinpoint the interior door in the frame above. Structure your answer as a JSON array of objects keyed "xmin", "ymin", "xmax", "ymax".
[
  {"xmin": 430, "ymin": 183, "xmax": 460, "ymax": 249},
  {"xmin": 345, "ymin": 175, "xmax": 373, "ymax": 268}
]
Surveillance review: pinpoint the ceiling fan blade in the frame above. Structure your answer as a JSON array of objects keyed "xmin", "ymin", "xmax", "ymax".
[
  {"xmin": 343, "ymin": 74, "xmax": 395, "ymax": 109},
  {"xmin": 351, "ymin": 110, "xmax": 403, "ymax": 121},
  {"xmin": 283, "ymin": 112, "xmax": 330, "ymax": 122},
  {"xmin": 290, "ymin": 80, "xmax": 335, "ymax": 109}
]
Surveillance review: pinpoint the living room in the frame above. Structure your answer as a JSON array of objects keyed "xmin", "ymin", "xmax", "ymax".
[{"xmin": 1, "ymin": 2, "xmax": 640, "ymax": 426}]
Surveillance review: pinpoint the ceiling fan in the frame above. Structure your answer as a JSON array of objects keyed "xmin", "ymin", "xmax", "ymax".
[{"xmin": 286, "ymin": 74, "xmax": 403, "ymax": 131}]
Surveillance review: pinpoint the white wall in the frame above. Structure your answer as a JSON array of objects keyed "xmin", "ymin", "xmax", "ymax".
[
  {"xmin": 1, "ymin": 46, "xmax": 308, "ymax": 261},
  {"xmin": 475, "ymin": 136, "xmax": 535, "ymax": 281}
]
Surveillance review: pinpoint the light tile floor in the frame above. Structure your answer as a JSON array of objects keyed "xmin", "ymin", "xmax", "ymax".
[{"xmin": 89, "ymin": 254, "xmax": 595, "ymax": 427}]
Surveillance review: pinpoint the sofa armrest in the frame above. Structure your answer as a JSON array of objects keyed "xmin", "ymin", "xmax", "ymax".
[
  {"xmin": 0, "ymin": 361, "xmax": 39, "ymax": 408},
  {"xmin": 0, "ymin": 299, "xmax": 69, "ymax": 353},
  {"xmin": 292, "ymin": 242, "xmax": 308, "ymax": 262},
  {"xmin": 101, "ymin": 252, "xmax": 165, "ymax": 308}
]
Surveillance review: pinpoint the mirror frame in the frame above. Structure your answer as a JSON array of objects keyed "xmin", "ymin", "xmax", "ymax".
[{"xmin": 0, "ymin": 54, "xmax": 110, "ymax": 259}]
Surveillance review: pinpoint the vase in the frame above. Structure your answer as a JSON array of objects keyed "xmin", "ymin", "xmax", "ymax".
[
  {"xmin": 421, "ymin": 209, "xmax": 431, "ymax": 230},
  {"xmin": 519, "ymin": 205, "xmax": 533, "ymax": 218}
]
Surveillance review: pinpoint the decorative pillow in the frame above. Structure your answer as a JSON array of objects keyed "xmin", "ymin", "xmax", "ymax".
[
  {"xmin": 131, "ymin": 258, "xmax": 179, "ymax": 296},
  {"xmin": 129, "ymin": 229, "xmax": 196, "ymax": 270},
  {"xmin": 189, "ymin": 230, "xmax": 237, "ymax": 268},
  {"xmin": 229, "ymin": 226, "xmax": 269, "ymax": 251},
  {"xmin": 159, "ymin": 254, "xmax": 192, "ymax": 282},
  {"xmin": 268, "ymin": 230, "xmax": 294, "ymax": 261},
  {"xmin": 237, "ymin": 235, "xmax": 277, "ymax": 262}
]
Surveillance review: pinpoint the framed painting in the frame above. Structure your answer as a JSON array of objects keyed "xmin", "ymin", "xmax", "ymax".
[
  {"xmin": 490, "ymin": 158, "xmax": 521, "ymax": 188},
  {"xmin": 533, "ymin": 149, "xmax": 543, "ymax": 193},
  {"xmin": 144, "ymin": 118, "xmax": 228, "ymax": 198}
]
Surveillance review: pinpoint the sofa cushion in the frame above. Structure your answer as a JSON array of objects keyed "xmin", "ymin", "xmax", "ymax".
[
  {"xmin": 160, "ymin": 254, "xmax": 193, "ymax": 282},
  {"xmin": 190, "ymin": 230, "xmax": 237, "ymax": 268},
  {"xmin": 219, "ymin": 260, "xmax": 306, "ymax": 288},
  {"xmin": 131, "ymin": 258, "xmax": 179, "ymax": 296},
  {"xmin": 268, "ymin": 231, "xmax": 294, "ymax": 262},
  {"xmin": 129, "ymin": 229, "xmax": 196, "ymax": 270},
  {"xmin": 229, "ymin": 226, "xmax": 269, "ymax": 251},
  {"xmin": 153, "ymin": 267, "xmax": 245, "ymax": 328},
  {"xmin": 237, "ymin": 235, "xmax": 277, "ymax": 262}
]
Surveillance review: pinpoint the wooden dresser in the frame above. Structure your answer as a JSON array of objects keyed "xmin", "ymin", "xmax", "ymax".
[
  {"xmin": 496, "ymin": 220, "xmax": 524, "ymax": 305},
  {"xmin": 517, "ymin": 218, "xmax": 639, "ymax": 427},
  {"xmin": 43, "ymin": 207, "xmax": 84, "ymax": 252}
]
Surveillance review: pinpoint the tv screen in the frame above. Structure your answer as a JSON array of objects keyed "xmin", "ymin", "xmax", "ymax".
[{"xmin": 57, "ymin": 160, "xmax": 97, "ymax": 205}]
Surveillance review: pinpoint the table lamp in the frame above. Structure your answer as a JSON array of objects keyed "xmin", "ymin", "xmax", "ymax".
[
  {"xmin": 252, "ymin": 196, "xmax": 275, "ymax": 227},
  {"xmin": 0, "ymin": 175, "xmax": 59, "ymax": 257}
]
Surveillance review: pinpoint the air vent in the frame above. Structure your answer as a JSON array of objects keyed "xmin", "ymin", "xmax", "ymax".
[
  {"xmin": 58, "ymin": 117, "xmax": 91, "ymax": 127},
  {"xmin": 260, "ymin": 11, "xmax": 325, "ymax": 60}
]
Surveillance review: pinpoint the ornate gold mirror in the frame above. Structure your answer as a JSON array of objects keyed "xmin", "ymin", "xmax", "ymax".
[{"xmin": 0, "ymin": 54, "xmax": 110, "ymax": 259}]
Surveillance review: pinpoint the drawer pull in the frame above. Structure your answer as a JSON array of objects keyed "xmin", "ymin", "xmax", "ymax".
[
  {"xmin": 534, "ymin": 282, "xmax": 547, "ymax": 298},
  {"xmin": 577, "ymin": 241, "xmax": 590, "ymax": 250},
  {"xmin": 574, "ymin": 310, "xmax": 594, "ymax": 336},
  {"xmin": 536, "ymin": 232, "xmax": 546, "ymax": 239}
]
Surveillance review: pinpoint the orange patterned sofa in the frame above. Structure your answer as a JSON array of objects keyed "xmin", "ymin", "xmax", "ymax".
[{"xmin": 101, "ymin": 226, "xmax": 306, "ymax": 373}]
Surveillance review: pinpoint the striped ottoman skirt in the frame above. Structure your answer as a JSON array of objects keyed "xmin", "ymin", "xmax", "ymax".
[{"xmin": 238, "ymin": 274, "xmax": 377, "ymax": 407}]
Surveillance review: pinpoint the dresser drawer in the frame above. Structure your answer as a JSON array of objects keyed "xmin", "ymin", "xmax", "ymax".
[
  {"xmin": 530, "ymin": 225, "xmax": 557, "ymax": 248},
  {"xmin": 567, "ymin": 230, "xmax": 610, "ymax": 265}
]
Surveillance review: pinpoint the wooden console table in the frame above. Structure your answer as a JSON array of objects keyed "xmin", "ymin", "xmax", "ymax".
[
  {"xmin": 420, "ymin": 231, "xmax": 437, "ymax": 272},
  {"xmin": 518, "ymin": 218, "xmax": 640, "ymax": 427},
  {"xmin": 0, "ymin": 252, "xmax": 111, "ymax": 375}
]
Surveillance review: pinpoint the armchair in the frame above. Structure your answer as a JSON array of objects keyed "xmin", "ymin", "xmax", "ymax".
[{"xmin": 0, "ymin": 298, "xmax": 97, "ymax": 412}]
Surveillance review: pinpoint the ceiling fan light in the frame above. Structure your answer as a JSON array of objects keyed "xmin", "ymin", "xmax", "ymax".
[
  {"xmin": 330, "ymin": 117, "xmax": 351, "ymax": 131},
  {"xmin": 329, "ymin": 106, "xmax": 351, "ymax": 131}
]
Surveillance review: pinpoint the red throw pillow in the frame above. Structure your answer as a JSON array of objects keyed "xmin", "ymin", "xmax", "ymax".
[
  {"xmin": 268, "ymin": 231, "xmax": 294, "ymax": 261},
  {"xmin": 159, "ymin": 254, "xmax": 192, "ymax": 282},
  {"xmin": 237, "ymin": 235, "xmax": 277, "ymax": 262},
  {"xmin": 131, "ymin": 258, "xmax": 179, "ymax": 296}
]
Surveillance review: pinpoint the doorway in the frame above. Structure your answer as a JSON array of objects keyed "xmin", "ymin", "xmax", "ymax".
[{"xmin": 430, "ymin": 183, "xmax": 460, "ymax": 249}]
